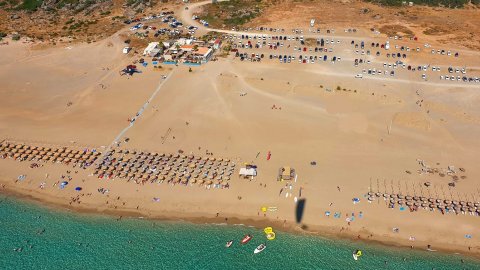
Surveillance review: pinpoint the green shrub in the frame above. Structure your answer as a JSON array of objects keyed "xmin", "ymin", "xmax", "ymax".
[{"xmin": 17, "ymin": 0, "xmax": 43, "ymax": 11}]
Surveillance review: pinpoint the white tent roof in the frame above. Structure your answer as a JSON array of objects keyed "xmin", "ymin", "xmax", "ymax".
[
  {"xmin": 239, "ymin": 168, "xmax": 257, "ymax": 176},
  {"xmin": 144, "ymin": 42, "xmax": 159, "ymax": 55}
]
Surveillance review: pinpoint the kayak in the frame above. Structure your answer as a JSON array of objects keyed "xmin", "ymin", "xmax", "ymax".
[
  {"xmin": 241, "ymin": 234, "xmax": 253, "ymax": 245},
  {"xmin": 225, "ymin": 240, "xmax": 233, "ymax": 248},
  {"xmin": 254, "ymin": 243, "xmax": 266, "ymax": 254}
]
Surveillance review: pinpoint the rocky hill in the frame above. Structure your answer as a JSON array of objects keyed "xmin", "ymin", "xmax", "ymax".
[{"xmin": 0, "ymin": 0, "xmax": 162, "ymax": 43}]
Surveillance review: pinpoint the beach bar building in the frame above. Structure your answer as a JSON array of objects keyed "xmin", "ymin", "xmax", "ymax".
[{"xmin": 193, "ymin": 47, "xmax": 213, "ymax": 63}]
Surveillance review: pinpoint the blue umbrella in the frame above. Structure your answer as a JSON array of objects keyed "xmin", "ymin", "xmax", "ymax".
[
  {"xmin": 61, "ymin": 181, "xmax": 69, "ymax": 186},
  {"xmin": 75, "ymin": 187, "xmax": 82, "ymax": 191}
]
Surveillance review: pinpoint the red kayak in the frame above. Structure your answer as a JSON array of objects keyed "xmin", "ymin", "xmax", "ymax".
[{"xmin": 241, "ymin": 234, "xmax": 253, "ymax": 245}]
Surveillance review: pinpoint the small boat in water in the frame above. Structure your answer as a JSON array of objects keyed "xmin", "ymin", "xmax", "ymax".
[
  {"xmin": 225, "ymin": 240, "xmax": 233, "ymax": 248},
  {"xmin": 254, "ymin": 243, "xmax": 266, "ymax": 254},
  {"xmin": 241, "ymin": 234, "xmax": 253, "ymax": 245},
  {"xmin": 353, "ymin": 249, "xmax": 363, "ymax": 260}
]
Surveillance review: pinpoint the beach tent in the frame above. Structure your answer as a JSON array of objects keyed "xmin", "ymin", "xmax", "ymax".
[
  {"xmin": 75, "ymin": 187, "xmax": 82, "ymax": 191},
  {"xmin": 239, "ymin": 168, "xmax": 257, "ymax": 177}
]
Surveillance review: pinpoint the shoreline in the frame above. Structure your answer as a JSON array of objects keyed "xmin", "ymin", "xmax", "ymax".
[{"xmin": 2, "ymin": 185, "xmax": 479, "ymax": 260}]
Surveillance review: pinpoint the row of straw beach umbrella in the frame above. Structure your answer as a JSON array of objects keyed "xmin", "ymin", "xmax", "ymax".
[
  {"xmin": 94, "ymin": 149, "xmax": 235, "ymax": 188},
  {"xmin": 0, "ymin": 142, "xmax": 100, "ymax": 165},
  {"xmin": 367, "ymin": 191, "xmax": 480, "ymax": 216}
]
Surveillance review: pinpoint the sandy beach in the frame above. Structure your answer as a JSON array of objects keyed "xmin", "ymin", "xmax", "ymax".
[{"xmin": 1, "ymin": 1, "xmax": 480, "ymax": 259}]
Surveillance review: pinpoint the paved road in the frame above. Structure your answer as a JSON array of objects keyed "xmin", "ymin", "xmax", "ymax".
[{"xmin": 180, "ymin": 0, "xmax": 363, "ymax": 41}]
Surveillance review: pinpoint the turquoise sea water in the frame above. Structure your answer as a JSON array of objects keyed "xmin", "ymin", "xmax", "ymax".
[{"xmin": 0, "ymin": 195, "xmax": 478, "ymax": 270}]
